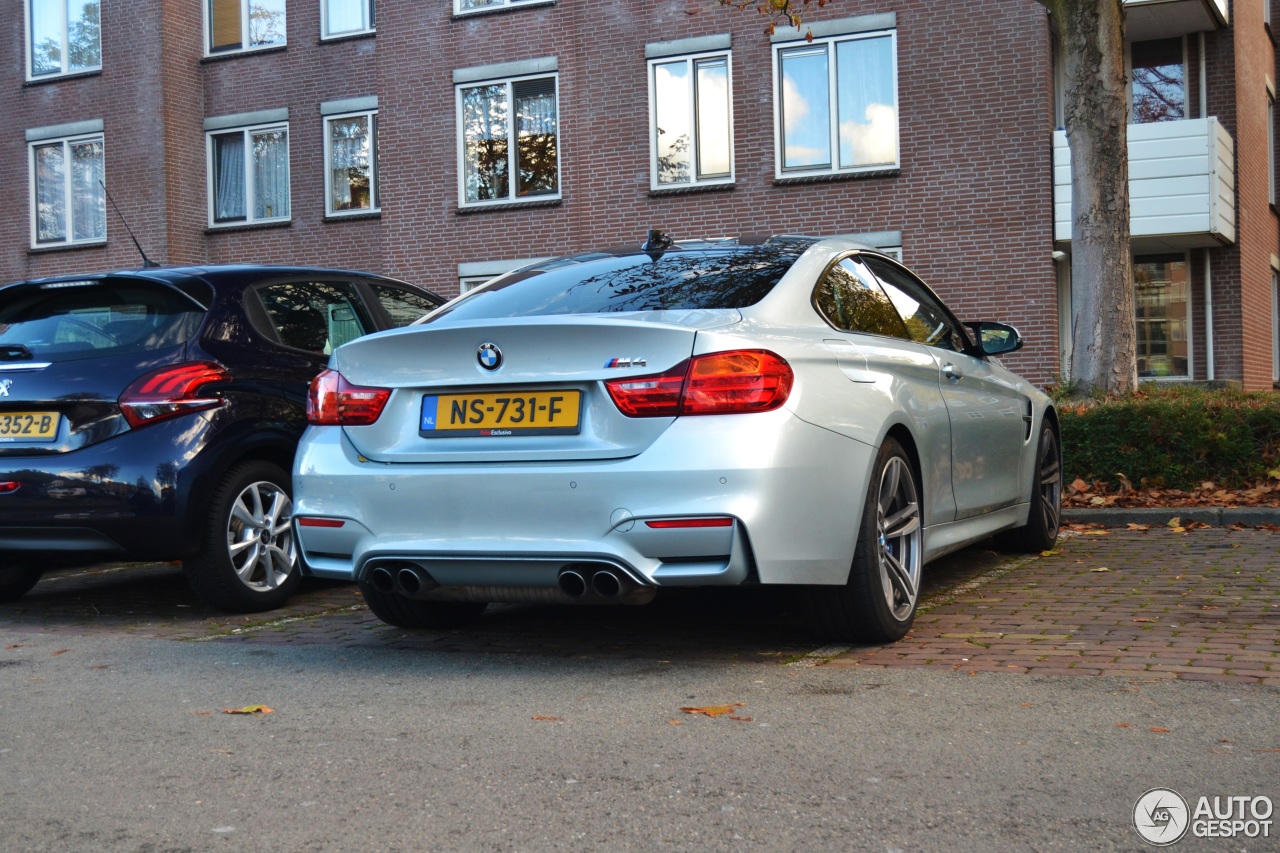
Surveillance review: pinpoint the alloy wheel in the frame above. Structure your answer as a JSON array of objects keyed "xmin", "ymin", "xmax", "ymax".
[
  {"xmin": 876, "ymin": 455, "xmax": 922, "ymax": 621},
  {"xmin": 225, "ymin": 480, "xmax": 296, "ymax": 592}
]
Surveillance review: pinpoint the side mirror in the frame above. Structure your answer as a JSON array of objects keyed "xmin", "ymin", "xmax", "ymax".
[{"xmin": 966, "ymin": 322, "xmax": 1023, "ymax": 356}]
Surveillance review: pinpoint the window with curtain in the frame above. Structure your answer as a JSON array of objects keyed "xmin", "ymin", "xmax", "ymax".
[
  {"xmin": 208, "ymin": 124, "xmax": 290, "ymax": 225},
  {"xmin": 649, "ymin": 51, "xmax": 733, "ymax": 189},
  {"xmin": 30, "ymin": 133, "xmax": 105, "ymax": 246},
  {"xmin": 325, "ymin": 112, "xmax": 377, "ymax": 215},
  {"xmin": 458, "ymin": 74, "xmax": 559, "ymax": 206},
  {"xmin": 323, "ymin": 0, "xmax": 373, "ymax": 38},
  {"xmin": 774, "ymin": 28, "xmax": 898, "ymax": 177},
  {"xmin": 208, "ymin": 0, "xmax": 286, "ymax": 54},
  {"xmin": 1130, "ymin": 38, "xmax": 1185, "ymax": 124},
  {"xmin": 28, "ymin": 0, "xmax": 101, "ymax": 79}
]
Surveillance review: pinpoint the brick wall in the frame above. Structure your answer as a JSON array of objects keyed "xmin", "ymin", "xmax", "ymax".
[{"xmin": 0, "ymin": 0, "xmax": 1062, "ymax": 385}]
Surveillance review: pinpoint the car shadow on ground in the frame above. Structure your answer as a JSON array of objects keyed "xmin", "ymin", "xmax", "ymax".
[{"xmin": 0, "ymin": 542, "xmax": 1023, "ymax": 662}]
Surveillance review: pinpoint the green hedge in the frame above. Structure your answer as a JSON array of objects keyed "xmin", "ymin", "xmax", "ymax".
[{"xmin": 1057, "ymin": 384, "xmax": 1280, "ymax": 490}]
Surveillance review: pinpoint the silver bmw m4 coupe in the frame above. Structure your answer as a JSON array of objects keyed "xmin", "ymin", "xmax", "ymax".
[{"xmin": 292, "ymin": 234, "xmax": 1061, "ymax": 643}]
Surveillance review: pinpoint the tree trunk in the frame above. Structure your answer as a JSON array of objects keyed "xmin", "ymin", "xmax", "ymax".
[{"xmin": 1045, "ymin": 0, "xmax": 1137, "ymax": 396}]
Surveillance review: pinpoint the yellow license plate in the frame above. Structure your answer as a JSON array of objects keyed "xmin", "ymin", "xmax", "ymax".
[
  {"xmin": 0, "ymin": 411, "xmax": 61, "ymax": 441},
  {"xmin": 421, "ymin": 390, "xmax": 581, "ymax": 437}
]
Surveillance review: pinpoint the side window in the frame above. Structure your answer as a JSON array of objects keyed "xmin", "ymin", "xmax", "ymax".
[
  {"xmin": 369, "ymin": 284, "xmax": 440, "ymax": 327},
  {"xmin": 813, "ymin": 257, "xmax": 908, "ymax": 338},
  {"xmin": 256, "ymin": 281, "xmax": 373, "ymax": 353},
  {"xmin": 863, "ymin": 256, "xmax": 968, "ymax": 352}
]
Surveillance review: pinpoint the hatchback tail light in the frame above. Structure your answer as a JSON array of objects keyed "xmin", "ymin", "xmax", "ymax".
[
  {"xmin": 605, "ymin": 350, "xmax": 793, "ymax": 417},
  {"xmin": 119, "ymin": 362, "xmax": 229, "ymax": 428},
  {"xmin": 307, "ymin": 369, "xmax": 390, "ymax": 426}
]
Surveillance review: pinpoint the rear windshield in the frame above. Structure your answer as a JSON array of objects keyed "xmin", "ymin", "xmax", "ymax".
[
  {"xmin": 430, "ymin": 247, "xmax": 803, "ymax": 322},
  {"xmin": 0, "ymin": 280, "xmax": 204, "ymax": 363}
]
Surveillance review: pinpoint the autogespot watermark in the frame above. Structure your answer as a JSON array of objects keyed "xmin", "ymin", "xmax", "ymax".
[{"xmin": 1134, "ymin": 788, "xmax": 1274, "ymax": 845}]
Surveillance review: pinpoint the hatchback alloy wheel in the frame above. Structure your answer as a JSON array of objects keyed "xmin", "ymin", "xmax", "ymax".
[{"xmin": 226, "ymin": 479, "xmax": 296, "ymax": 592}]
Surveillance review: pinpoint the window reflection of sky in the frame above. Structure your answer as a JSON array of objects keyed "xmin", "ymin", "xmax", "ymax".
[{"xmin": 782, "ymin": 33, "xmax": 896, "ymax": 171}]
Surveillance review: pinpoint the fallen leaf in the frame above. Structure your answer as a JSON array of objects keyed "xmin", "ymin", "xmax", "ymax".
[
  {"xmin": 1150, "ymin": 727, "xmax": 1170, "ymax": 733},
  {"xmin": 51, "ymin": 649, "xmax": 69, "ymax": 656},
  {"xmin": 192, "ymin": 711, "xmax": 213, "ymax": 716},
  {"xmin": 1133, "ymin": 617, "xmax": 1159, "ymax": 623},
  {"xmin": 1091, "ymin": 567, "xmax": 1110, "ymax": 573},
  {"xmin": 1125, "ymin": 523, "xmax": 1151, "ymax": 531},
  {"xmin": 1115, "ymin": 723, "xmax": 1133, "ymax": 728},
  {"xmin": 680, "ymin": 703, "xmax": 746, "ymax": 718},
  {"xmin": 728, "ymin": 715, "xmax": 754, "ymax": 722},
  {"xmin": 668, "ymin": 720, "xmax": 683, "ymax": 726},
  {"xmin": 1021, "ymin": 703, "xmax": 1033, "ymax": 708},
  {"xmin": 1084, "ymin": 530, "xmax": 1110, "ymax": 536},
  {"xmin": 1166, "ymin": 517, "xmax": 1182, "ymax": 529},
  {"xmin": 222, "ymin": 705, "xmax": 274, "ymax": 715},
  {"xmin": 531, "ymin": 716, "xmax": 564, "ymax": 722},
  {"xmin": 5, "ymin": 644, "xmax": 23, "ymax": 650}
]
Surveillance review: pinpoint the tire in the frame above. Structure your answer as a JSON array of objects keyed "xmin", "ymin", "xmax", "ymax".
[
  {"xmin": 358, "ymin": 577, "xmax": 487, "ymax": 630},
  {"xmin": 999, "ymin": 421, "xmax": 1062, "ymax": 553},
  {"xmin": 183, "ymin": 460, "xmax": 301, "ymax": 613},
  {"xmin": 802, "ymin": 437, "xmax": 923, "ymax": 644},
  {"xmin": 0, "ymin": 560, "xmax": 42, "ymax": 602}
]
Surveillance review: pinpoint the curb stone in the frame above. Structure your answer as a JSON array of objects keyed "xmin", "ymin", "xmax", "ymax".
[{"xmin": 1063, "ymin": 506, "xmax": 1280, "ymax": 527}]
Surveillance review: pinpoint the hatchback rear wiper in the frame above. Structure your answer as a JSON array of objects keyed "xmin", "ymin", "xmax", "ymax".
[{"xmin": 0, "ymin": 344, "xmax": 33, "ymax": 361}]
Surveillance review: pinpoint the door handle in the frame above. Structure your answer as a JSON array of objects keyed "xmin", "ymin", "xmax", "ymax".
[{"xmin": 943, "ymin": 363, "xmax": 963, "ymax": 383}]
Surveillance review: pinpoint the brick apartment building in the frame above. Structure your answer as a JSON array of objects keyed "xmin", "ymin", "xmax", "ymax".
[{"xmin": 2, "ymin": 0, "xmax": 1276, "ymax": 389}]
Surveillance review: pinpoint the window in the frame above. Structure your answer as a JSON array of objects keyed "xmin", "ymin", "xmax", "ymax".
[
  {"xmin": 1130, "ymin": 38, "xmax": 1185, "ymax": 123},
  {"xmin": 368, "ymin": 284, "xmax": 440, "ymax": 326},
  {"xmin": 454, "ymin": 0, "xmax": 548, "ymax": 15},
  {"xmin": 207, "ymin": 0, "xmax": 286, "ymax": 54},
  {"xmin": 30, "ymin": 132, "xmax": 105, "ymax": 247},
  {"xmin": 1134, "ymin": 253, "xmax": 1190, "ymax": 378},
  {"xmin": 648, "ymin": 50, "xmax": 733, "ymax": 189},
  {"xmin": 1269, "ymin": 91, "xmax": 1276, "ymax": 207},
  {"xmin": 774, "ymin": 28, "xmax": 898, "ymax": 177},
  {"xmin": 814, "ymin": 257, "xmax": 907, "ymax": 338},
  {"xmin": 323, "ymin": 0, "xmax": 373, "ymax": 38},
  {"xmin": 864, "ymin": 255, "xmax": 968, "ymax": 352},
  {"xmin": 325, "ymin": 111, "xmax": 378, "ymax": 215},
  {"xmin": 254, "ymin": 281, "xmax": 373, "ymax": 354},
  {"xmin": 457, "ymin": 72, "xmax": 559, "ymax": 206},
  {"xmin": 207, "ymin": 123, "xmax": 290, "ymax": 225},
  {"xmin": 27, "ymin": 0, "xmax": 100, "ymax": 79}
]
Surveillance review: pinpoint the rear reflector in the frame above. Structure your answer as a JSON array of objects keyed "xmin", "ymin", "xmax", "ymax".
[
  {"xmin": 606, "ymin": 350, "xmax": 792, "ymax": 417},
  {"xmin": 119, "ymin": 362, "xmax": 229, "ymax": 428},
  {"xmin": 307, "ymin": 369, "xmax": 390, "ymax": 426},
  {"xmin": 645, "ymin": 517, "xmax": 734, "ymax": 529},
  {"xmin": 0, "ymin": 481, "xmax": 19, "ymax": 495},
  {"xmin": 296, "ymin": 518, "xmax": 346, "ymax": 528}
]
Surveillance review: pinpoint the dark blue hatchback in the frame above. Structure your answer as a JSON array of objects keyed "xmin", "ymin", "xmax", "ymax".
[{"xmin": 0, "ymin": 264, "xmax": 441, "ymax": 612}]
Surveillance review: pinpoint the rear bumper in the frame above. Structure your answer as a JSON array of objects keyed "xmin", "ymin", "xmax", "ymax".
[
  {"xmin": 0, "ymin": 414, "xmax": 218, "ymax": 561},
  {"xmin": 292, "ymin": 410, "xmax": 876, "ymax": 591}
]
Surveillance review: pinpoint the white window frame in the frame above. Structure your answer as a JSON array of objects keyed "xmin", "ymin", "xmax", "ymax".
[
  {"xmin": 1268, "ymin": 86, "xmax": 1276, "ymax": 207},
  {"xmin": 771, "ymin": 24, "xmax": 899, "ymax": 180},
  {"xmin": 25, "ymin": 0, "xmax": 102, "ymax": 81},
  {"xmin": 322, "ymin": 0, "xmax": 373, "ymax": 39},
  {"xmin": 456, "ymin": 69, "xmax": 561, "ymax": 208},
  {"xmin": 458, "ymin": 257, "xmax": 551, "ymax": 295},
  {"xmin": 324, "ymin": 110, "xmax": 379, "ymax": 216},
  {"xmin": 1126, "ymin": 36, "xmax": 1188, "ymax": 124},
  {"xmin": 204, "ymin": 0, "xmax": 287, "ymax": 56},
  {"xmin": 28, "ymin": 129, "xmax": 106, "ymax": 248},
  {"xmin": 205, "ymin": 121, "xmax": 291, "ymax": 227},
  {"xmin": 453, "ymin": 0, "xmax": 553, "ymax": 16},
  {"xmin": 646, "ymin": 48, "xmax": 734, "ymax": 191}
]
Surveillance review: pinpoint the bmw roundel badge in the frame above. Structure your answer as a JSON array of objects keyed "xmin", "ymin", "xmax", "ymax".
[{"xmin": 477, "ymin": 342, "xmax": 502, "ymax": 371}]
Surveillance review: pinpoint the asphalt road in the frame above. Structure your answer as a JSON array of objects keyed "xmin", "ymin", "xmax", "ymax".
[{"xmin": 1, "ymin": 533, "xmax": 1277, "ymax": 852}]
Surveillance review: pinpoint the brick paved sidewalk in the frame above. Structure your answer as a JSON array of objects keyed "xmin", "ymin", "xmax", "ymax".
[{"xmin": 825, "ymin": 525, "xmax": 1280, "ymax": 686}]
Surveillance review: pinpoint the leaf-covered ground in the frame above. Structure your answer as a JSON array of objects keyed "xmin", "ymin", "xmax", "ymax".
[{"xmin": 1064, "ymin": 477, "xmax": 1280, "ymax": 508}]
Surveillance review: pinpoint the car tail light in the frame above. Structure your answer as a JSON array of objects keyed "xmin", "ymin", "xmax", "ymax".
[
  {"xmin": 119, "ymin": 362, "xmax": 229, "ymax": 428},
  {"xmin": 605, "ymin": 350, "xmax": 793, "ymax": 418},
  {"xmin": 0, "ymin": 481, "xmax": 19, "ymax": 495},
  {"xmin": 307, "ymin": 369, "xmax": 390, "ymax": 426}
]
